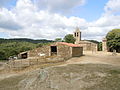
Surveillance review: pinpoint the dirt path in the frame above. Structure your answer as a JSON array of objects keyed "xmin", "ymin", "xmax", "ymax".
[{"xmin": 60, "ymin": 51, "xmax": 120, "ymax": 66}]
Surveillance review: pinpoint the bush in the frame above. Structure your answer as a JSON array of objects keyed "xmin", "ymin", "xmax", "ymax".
[
  {"xmin": 64, "ymin": 34, "xmax": 75, "ymax": 43},
  {"xmin": 106, "ymin": 29, "xmax": 120, "ymax": 52}
]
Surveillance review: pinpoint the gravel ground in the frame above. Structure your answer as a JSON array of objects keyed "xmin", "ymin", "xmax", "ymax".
[{"xmin": 0, "ymin": 51, "xmax": 120, "ymax": 90}]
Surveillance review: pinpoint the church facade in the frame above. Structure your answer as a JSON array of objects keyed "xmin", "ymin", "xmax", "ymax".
[{"xmin": 73, "ymin": 28, "xmax": 98, "ymax": 51}]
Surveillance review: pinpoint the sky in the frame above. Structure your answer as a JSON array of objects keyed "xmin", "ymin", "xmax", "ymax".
[{"xmin": 0, "ymin": 0, "xmax": 120, "ymax": 41}]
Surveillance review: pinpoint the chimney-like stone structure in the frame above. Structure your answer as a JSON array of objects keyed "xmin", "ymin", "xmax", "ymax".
[
  {"xmin": 102, "ymin": 38, "xmax": 107, "ymax": 52},
  {"xmin": 74, "ymin": 27, "xmax": 81, "ymax": 44}
]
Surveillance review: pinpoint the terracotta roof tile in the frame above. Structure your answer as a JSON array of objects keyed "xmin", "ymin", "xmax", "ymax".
[{"xmin": 58, "ymin": 42, "xmax": 81, "ymax": 47}]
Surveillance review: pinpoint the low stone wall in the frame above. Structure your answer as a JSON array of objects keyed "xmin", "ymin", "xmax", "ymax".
[{"xmin": 5, "ymin": 56, "xmax": 65, "ymax": 70}]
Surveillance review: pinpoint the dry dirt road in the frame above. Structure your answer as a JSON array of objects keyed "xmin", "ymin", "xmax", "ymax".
[
  {"xmin": 62, "ymin": 51, "xmax": 120, "ymax": 66},
  {"xmin": 0, "ymin": 51, "xmax": 120, "ymax": 90}
]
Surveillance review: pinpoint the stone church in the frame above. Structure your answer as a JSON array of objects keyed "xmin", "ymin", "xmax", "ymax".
[{"xmin": 73, "ymin": 27, "xmax": 98, "ymax": 51}]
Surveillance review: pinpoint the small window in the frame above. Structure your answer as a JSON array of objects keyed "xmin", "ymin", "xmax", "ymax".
[
  {"xmin": 51, "ymin": 46, "xmax": 57, "ymax": 56},
  {"xmin": 74, "ymin": 33, "xmax": 76, "ymax": 37},
  {"xmin": 21, "ymin": 53, "xmax": 27, "ymax": 59},
  {"xmin": 77, "ymin": 32, "xmax": 79, "ymax": 37}
]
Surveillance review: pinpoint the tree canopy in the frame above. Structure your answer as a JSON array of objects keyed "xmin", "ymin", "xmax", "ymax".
[
  {"xmin": 0, "ymin": 38, "xmax": 53, "ymax": 44},
  {"xmin": 55, "ymin": 38, "xmax": 62, "ymax": 42},
  {"xmin": 0, "ymin": 38, "xmax": 53, "ymax": 60},
  {"xmin": 0, "ymin": 42, "xmax": 37, "ymax": 60},
  {"xmin": 64, "ymin": 34, "xmax": 76, "ymax": 43},
  {"xmin": 106, "ymin": 29, "xmax": 120, "ymax": 52}
]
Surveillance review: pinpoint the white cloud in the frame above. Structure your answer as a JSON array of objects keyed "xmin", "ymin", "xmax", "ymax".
[
  {"xmin": 7, "ymin": 10, "xmax": 88, "ymax": 39},
  {"xmin": 0, "ymin": 8, "xmax": 22, "ymax": 30},
  {"xmin": 86, "ymin": 15, "xmax": 120, "ymax": 40},
  {"xmin": 89, "ymin": 15, "xmax": 120, "ymax": 27},
  {"xmin": 104, "ymin": 0, "xmax": 120, "ymax": 15},
  {"xmin": 34, "ymin": 0, "xmax": 85, "ymax": 13},
  {"xmin": 0, "ymin": 0, "xmax": 88, "ymax": 39},
  {"xmin": 83, "ymin": 0, "xmax": 120, "ymax": 40},
  {"xmin": 0, "ymin": 0, "xmax": 120, "ymax": 41}
]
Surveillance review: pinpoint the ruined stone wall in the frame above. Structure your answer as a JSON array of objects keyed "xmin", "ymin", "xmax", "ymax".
[
  {"xmin": 79, "ymin": 43, "xmax": 87, "ymax": 51},
  {"xmin": 102, "ymin": 38, "xmax": 107, "ymax": 52},
  {"xmin": 28, "ymin": 43, "xmax": 72, "ymax": 61},
  {"xmin": 78, "ymin": 41, "xmax": 98, "ymax": 51},
  {"xmin": 86, "ymin": 43, "xmax": 91, "ymax": 51},
  {"xmin": 57, "ymin": 44, "xmax": 72, "ymax": 60},
  {"xmin": 28, "ymin": 45, "xmax": 50, "ymax": 58},
  {"xmin": 91, "ymin": 43, "xmax": 98, "ymax": 52}
]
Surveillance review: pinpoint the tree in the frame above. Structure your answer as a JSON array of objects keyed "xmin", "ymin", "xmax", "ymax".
[
  {"xmin": 98, "ymin": 42, "xmax": 102, "ymax": 51},
  {"xmin": 64, "ymin": 34, "xmax": 76, "ymax": 43},
  {"xmin": 55, "ymin": 38, "xmax": 62, "ymax": 42},
  {"xmin": 0, "ymin": 39, "xmax": 53, "ymax": 60},
  {"xmin": 106, "ymin": 29, "xmax": 120, "ymax": 52},
  {"xmin": 0, "ymin": 42, "xmax": 37, "ymax": 60},
  {"xmin": 87, "ymin": 40, "xmax": 99, "ymax": 44},
  {"xmin": 0, "ymin": 50, "xmax": 6, "ymax": 60}
]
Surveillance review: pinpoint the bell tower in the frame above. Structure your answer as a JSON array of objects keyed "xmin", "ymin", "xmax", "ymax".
[{"xmin": 74, "ymin": 27, "xmax": 81, "ymax": 44}]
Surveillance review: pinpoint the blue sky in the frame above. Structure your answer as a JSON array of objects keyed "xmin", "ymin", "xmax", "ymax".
[
  {"xmin": 0, "ymin": 0, "xmax": 120, "ymax": 40},
  {"xmin": 71, "ymin": 0, "xmax": 108, "ymax": 21},
  {"xmin": 0, "ymin": 32, "xmax": 9, "ymax": 38},
  {"xmin": 0, "ymin": 0, "xmax": 17, "ymax": 9}
]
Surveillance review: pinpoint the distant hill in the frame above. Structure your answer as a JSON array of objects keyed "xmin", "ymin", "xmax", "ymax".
[
  {"xmin": 0, "ymin": 38, "xmax": 54, "ymax": 44},
  {"xmin": 0, "ymin": 38, "xmax": 54, "ymax": 60}
]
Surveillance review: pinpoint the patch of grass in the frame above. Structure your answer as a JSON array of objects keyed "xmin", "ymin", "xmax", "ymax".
[
  {"xmin": 109, "ymin": 70, "xmax": 120, "ymax": 74},
  {"xmin": 0, "ymin": 60, "xmax": 8, "ymax": 62}
]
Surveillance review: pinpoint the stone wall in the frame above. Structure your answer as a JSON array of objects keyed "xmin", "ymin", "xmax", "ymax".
[
  {"xmin": 78, "ymin": 41, "xmax": 98, "ymax": 51},
  {"xmin": 102, "ymin": 38, "xmax": 107, "ymax": 52},
  {"xmin": 57, "ymin": 44, "xmax": 72, "ymax": 60},
  {"xmin": 28, "ymin": 45, "xmax": 50, "ymax": 58},
  {"xmin": 28, "ymin": 43, "xmax": 73, "ymax": 61}
]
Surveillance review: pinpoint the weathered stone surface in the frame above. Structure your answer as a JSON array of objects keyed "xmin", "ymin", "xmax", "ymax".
[
  {"xmin": 28, "ymin": 43, "xmax": 83, "ymax": 62},
  {"xmin": 78, "ymin": 41, "xmax": 98, "ymax": 51},
  {"xmin": 17, "ymin": 64, "xmax": 120, "ymax": 90},
  {"xmin": 102, "ymin": 38, "xmax": 107, "ymax": 52}
]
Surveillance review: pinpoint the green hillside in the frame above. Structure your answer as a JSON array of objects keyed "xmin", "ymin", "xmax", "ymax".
[{"xmin": 0, "ymin": 38, "xmax": 54, "ymax": 60}]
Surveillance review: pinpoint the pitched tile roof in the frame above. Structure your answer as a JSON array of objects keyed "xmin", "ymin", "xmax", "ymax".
[{"xmin": 58, "ymin": 42, "xmax": 81, "ymax": 47}]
